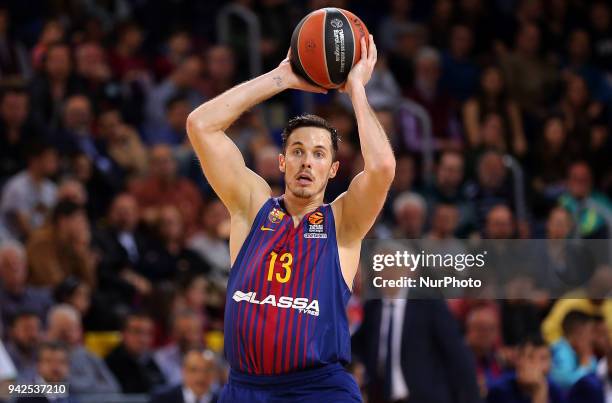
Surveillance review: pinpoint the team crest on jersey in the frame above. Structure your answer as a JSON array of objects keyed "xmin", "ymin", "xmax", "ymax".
[
  {"xmin": 305, "ymin": 211, "xmax": 327, "ymax": 239},
  {"xmin": 268, "ymin": 208, "xmax": 285, "ymax": 224}
]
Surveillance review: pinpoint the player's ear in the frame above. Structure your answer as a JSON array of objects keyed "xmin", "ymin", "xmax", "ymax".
[
  {"xmin": 279, "ymin": 153, "xmax": 286, "ymax": 173},
  {"xmin": 329, "ymin": 160, "xmax": 339, "ymax": 178}
]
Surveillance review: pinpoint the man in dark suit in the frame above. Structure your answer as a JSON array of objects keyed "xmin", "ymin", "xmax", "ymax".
[
  {"xmin": 352, "ymin": 294, "xmax": 482, "ymax": 403},
  {"xmin": 16, "ymin": 341, "xmax": 78, "ymax": 403},
  {"xmin": 149, "ymin": 349, "xmax": 218, "ymax": 403},
  {"xmin": 105, "ymin": 312, "xmax": 165, "ymax": 393}
]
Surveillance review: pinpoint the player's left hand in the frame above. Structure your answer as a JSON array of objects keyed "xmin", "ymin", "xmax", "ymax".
[{"xmin": 341, "ymin": 34, "xmax": 377, "ymax": 95}]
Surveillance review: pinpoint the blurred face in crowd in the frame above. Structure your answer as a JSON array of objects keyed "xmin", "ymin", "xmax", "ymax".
[
  {"xmin": 97, "ymin": 110, "xmax": 122, "ymax": 139},
  {"xmin": 45, "ymin": 45, "xmax": 71, "ymax": 81},
  {"xmin": 174, "ymin": 56, "xmax": 202, "ymax": 88},
  {"xmin": 485, "ymin": 205, "xmax": 514, "ymax": 239},
  {"xmin": 182, "ymin": 351, "xmax": 216, "ymax": 398},
  {"xmin": 10, "ymin": 315, "xmax": 41, "ymax": 352},
  {"xmin": 40, "ymin": 20, "xmax": 64, "ymax": 45},
  {"xmin": 72, "ymin": 154, "xmax": 93, "ymax": 182},
  {"xmin": 516, "ymin": 343, "xmax": 551, "ymax": 381},
  {"xmin": 166, "ymin": 99, "xmax": 191, "ymax": 133},
  {"xmin": 450, "ymin": 25, "xmax": 473, "ymax": 58},
  {"xmin": 415, "ymin": 52, "xmax": 441, "ymax": 89},
  {"xmin": 543, "ymin": 117, "xmax": 566, "ymax": 150},
  {"xmin": 516, "ymin": 23, "xmax": 540, "ymax": 55},
  {"xmin": 123, "ymin": 316, "xmax": 154, "ymax": 357},
  {"xmin": 38, "ymin": 347, "xmax": 69, "ymax": 383},
  {"xmin": 437, "ymin": 152, "xmax": 464, "ymax": 193},
  {"xmin": 1, "ymin": 91, "xmax": 29, "ymax": 127},
  {"xmin": 255, "ymin": 145, "xmax": 282, "ymax": 184},
  {"xmin": 119, "ymin": 25, "xmax": 143, "ymax": 52},
  {"xmin": 546, "ymin": 207, "xmax": 572, "ymax": 239},
  {"xmin": 567, "ymin": 162, "xmax": 592, "ymax": 199},
  {"xmin": 566, "ymin": 75, "xmax": 589, "ymax": 108},
  {"xmin": 158, "ymin": 206, "xmax": 184, "ymax": 244},
  {"xmin": 481, "ymin": 113, "xmax": 506, "ymax": 151},
  {"xmin": 110, "ymin": 194, "xmax": 139, "ymax": 232},
  {"xmin": 57, "ymin": 209, "xmax": 89, "ymax": 243},
  {"xmin": 202, "ymin": 199, "xmax": 229, "ymax": 237},
  {"xmin": 591, "ymin": 2, "xmax": 611, "ymax": 31},
  {"xmin": 395, "ymin": 200, "xmax": 425, "ymax": 238},
  {"xmin": 150, "ymin": 145, "xmax": 177, "ymax": 182},
  {"xmin": 392, "ymin": 155, "xmax": 415, "ymax": 192},
  {"xmin": 63, "ymin": 95, "xmax": 92, "ymax": 132},
  {"xmin": 568, "ymin": 30, "xmax": 590, "ymax": 62},
  {"xmin": 30, "ymin": 149, "xmax": 59, "ymax": 178},
  {"xmin": 0, "ymin": 245, "xmax": 27, "ymax": 293},
  {"xmin": 168, "ymin": 31, "xmax": 192, "ymax": 58},
  {"xmin": 478, "ymin": 152, "xmax": 506, "ymax": 190},
  {"xmin": 206, "ymin": 46, "xmax": 235, "ymax": 83},
  {"xmin": 434, "ymin": 0, "xmax": 453, "ymax": 21},
  {"xmin": 481, "ymin": 67, "xmax": 504, "ymax": 96},
  {"xmin": 466, "ymin": 307, "xmax": 499, "ymax": 356},
  {"xmin": 280, "ymin": 127, "xmax": 338, "ymax": 199},
  {"xmin": 173, "ymin": 314, "xmax": 203, "ymax": 352},
  {"xmin": 57, "ymin": 179, "xmax": 88, "ymax": 206},
  {"xmin": 431, "ymin": 204, "xmax": 459, "ymax": 238},
  {"xmin": 68, "ymin": 283, "xmax": 91, "ymax": 315},
  {"xmin": 185, "ymin": 276, "xmax": 208, "ymax": 310},
  {"xmin": 76, "ymin": 42, "xmax": 108, "ymax": 81},
  {"xmin": 48, "ymin": 310, "xmax": 82, "ymax": 347}
]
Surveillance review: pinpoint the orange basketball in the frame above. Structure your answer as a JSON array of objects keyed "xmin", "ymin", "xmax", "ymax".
[{"xmin": 290, "ymin": 8, "xmax": 369, "ymax": 89}]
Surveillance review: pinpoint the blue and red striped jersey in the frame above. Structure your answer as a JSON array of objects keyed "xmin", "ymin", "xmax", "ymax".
[{"xmin": 224, "ymin": 196, "xmax": 352, "ymax": 375}]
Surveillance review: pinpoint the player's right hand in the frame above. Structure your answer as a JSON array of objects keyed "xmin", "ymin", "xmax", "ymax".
[{"xmin": 277, "ymin": 50, "xmax": 328, "ymax": 94}]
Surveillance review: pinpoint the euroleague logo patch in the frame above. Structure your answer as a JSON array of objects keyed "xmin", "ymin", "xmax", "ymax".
[
  {"xmin": 305, "ymin": 211, "xmax": 327, "ymax": 239},
  {"xmin": 268, "ymin": 208, "xmax": 285, "ymax": 224}
]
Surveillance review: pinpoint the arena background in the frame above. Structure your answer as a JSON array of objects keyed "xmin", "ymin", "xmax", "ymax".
[{"xmin": 0, "ymin": 0, "xmax": 611, "ymax": 402}]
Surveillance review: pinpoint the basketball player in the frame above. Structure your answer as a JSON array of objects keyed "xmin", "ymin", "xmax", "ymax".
[{"xmin": 187, "ymin": 35, "xmax": 394, "ymax": 402}]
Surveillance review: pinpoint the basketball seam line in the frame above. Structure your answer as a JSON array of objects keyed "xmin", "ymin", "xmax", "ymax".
[
  {"xmin": 322, "ymin": 9, "xmax": 333, "ymax": 87},
  {"xmin": 343, "ymin": 10, "xmax": 356, "ymax": 75}
]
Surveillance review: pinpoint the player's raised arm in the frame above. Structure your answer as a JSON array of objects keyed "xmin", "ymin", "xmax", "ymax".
[
  {"xmin": 186, "ymin": 54, "xmax": 326, "ymax": 216},
  {"xmin": 334, "ymin": 35, "xmax": 396, "ymax": 245}
]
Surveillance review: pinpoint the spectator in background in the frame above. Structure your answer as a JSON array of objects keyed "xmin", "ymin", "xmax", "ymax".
[
  {"xmin": 56, "ymin": 178, "xmax": 88, "ymax": 207},
  {"xmin": 590, "ymin": 1, "xmax": 612, "ymax": 72},
  {"xmin": 550, "ymin": 310, "xmax": 598, "ymax": 390},
  {"xmin": 53, "ymin": 277, "xmax": 91, "ymax": 318},
  {"xmin": 173, "ymin": 273, "xmax": 211, "ymax": 332},
  {"xmin": 29, "ymin": 43, "xmax": 83, "ymax": 131},
  {"xmin": 0, "ymin": 8, "xmax": 30, "ymax": 79},
  {"xmin": 5, "ymin": 311, "xmax": 42, "ymax": 380},
  {"xmin": 407, "ymin": 47, "xmax": 461, "ymax": 150},
  {"xmin": 46, "ymin": 304, "xmax": 120, "ymax": 395},
  {"xmin": 567, "ymin": 373, "xmax": 606, "ymax": 403},
  {"xmin": 26, "ymin": 200, "xmax": 96, "ymax": 288},
  {"xmin": 498, "ymin": 23, "xmax": 558, "ymax": 120},
  {"xmin": 105, "ymin": 312, "xmax": 166, "ymax": 394},
  {"xmin": 153, "ymin": 30, "xmax": 193, "ymax": 80},
  {"xmin": 145, "ymin": 55, "xmax": 203, "ymax": 133},
  {"xmin": 146, "ymin": 94, "xmax": 190, "ymax": 146},
  {"xmin": 200, "ymin": 45, "xmax": 236, "ymax": 100},
  {"xmin": 487, "ymin": 335, "xmax": 563, "ymax": 403},
  {"xmin": 387, "ymin": 23, "xmax": 423, "ymax": 91},
  {"xmin": 130, "ymin": 145, "xmax": 203, "ymax": 236},
  {"xmin": 253, "ymin": 144, "xmax": 283, "ymax": 195},
  {"xmin": 154, "ymin": 309, "xmax": 204, "ymax": 387},
  {"xmin": 428, "ymin": 0, "xmax": 454, "ymax": 49},
  {"xmin": 15, "ymin": 341, "xmax": 79, "ymax": 403},
  {"xmin": 74, "ymin": 41, "xmax": 117, "ymax": 111},
  {"xmin": 465, "ymin": 305, "xmax": 506, "ymax": 394},
  {"xmin": 392, "ymin": 192, "xmax": 426, "ymax": 238},
  {"xmin": 559, "ymin": 161, "xmax": 612, "ymax": 239},
  {"xmin": 108, "ymin": 21, "xmax": 148, "ymax": 81},
  {"xmin": 188, "ymin": 198, "xmax": 231, "ymax": 279},
  {"xmin": 150, "ymin": 349, "xmax": 219, "ymax": 403},
  {"xmin": 530, "ymin": 115, "xmax": 572, "ymax": 214},
  {"xmin": 378, "ymin": 0, "xmax": 414, "ymax": 53},
  {"xmin": 383, "ymin": 154, "xmax": 415, "ymax": 222},
  {"xmin": 30, "ymin": 20, "xmax": 64, "ymax": 70},
  {"xmin": 440, "ymin": 24, "xmax": 480, "ymax": 102},
  {"xmin": 96, "ymin": 108, "xmax": 148, "ymax": 179},
  {"xmin": 0, "ymin": 242, "xmax": 53, "ymax": 330},
  {"xmin": 462, "ymin": 66, "xmax": 526, "ymax": 157},
  {"xmin": 94, "ymin": 193, "xmax": 154, "ymax": 302},
  {"xmin": 427, "ymin": 204, "xmax": 460, "ymax": 240},
  {"xmin": 143, "ymin": 205, "xmax": 210, "ymax": 282},
  {"xmin": 0, "ymin": 86, "xmax": 41, "ymax": 182},
  {"xmin": 0, "ymin": 141, "xmax": 58, "ymax": 241}
]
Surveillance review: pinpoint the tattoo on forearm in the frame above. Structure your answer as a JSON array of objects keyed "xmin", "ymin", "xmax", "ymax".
[{"xmin": 273, "ymin": 76, "xmax": 283, "ymax": 88}]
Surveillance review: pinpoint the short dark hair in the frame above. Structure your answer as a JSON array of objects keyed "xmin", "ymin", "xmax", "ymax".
[
  {"xmin": 51, "ymin": 200, "xmax": 84, "ymax": 224},
  {"xmin": 281, "ymin": 114, "xmax": 339, "ymax": 158},
  {"xmin": 121, "ymin": 311, "xmax": 153, "ymax": 331},
  {"xmin": 518, "ymin": 333, "xmax": 547, "ymax": 349},
  {"xmin": 25, "ymin": 140, "xmax": 55, "ymax": 163},
  {"xmin": 562, "ymin": 310, "xmax": 593, "ymax": 336},
  {"xmin": 37, "ymin": 341, "xmax": 69, "ymax": 362},
  {"xmin": 8, "ymin": 309, "xmax": 40, "ymax": 328}
]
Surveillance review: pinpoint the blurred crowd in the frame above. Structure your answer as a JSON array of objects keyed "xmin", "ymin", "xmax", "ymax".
[{"xmin": 0, "ymin": 0, "xmax": 611, "ymax": 402}]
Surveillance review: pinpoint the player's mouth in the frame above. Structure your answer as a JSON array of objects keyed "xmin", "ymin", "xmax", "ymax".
[{"xmin": 296, "ymin": 172, "xmax": 314, "ymax": 186}]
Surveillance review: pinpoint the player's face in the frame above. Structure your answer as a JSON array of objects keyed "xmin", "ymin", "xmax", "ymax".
[{"xmin": 280, "ymin": 127, "xmax": 339, "ymax": 199}]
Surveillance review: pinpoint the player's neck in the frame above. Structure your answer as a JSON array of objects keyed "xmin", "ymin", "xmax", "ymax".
[{"xmin": 282, "ymin": 192, "xmax": 323, "ymax": 220}]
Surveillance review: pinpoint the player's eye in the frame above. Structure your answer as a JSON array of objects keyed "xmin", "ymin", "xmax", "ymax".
[{"xmin": 294, "ymin": 149, "xmax": 302, "ymax": 156}]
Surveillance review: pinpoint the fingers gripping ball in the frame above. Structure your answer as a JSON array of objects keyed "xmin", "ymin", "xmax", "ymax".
[{"xmin": 290, "ymin": 8, "xmax": 370, "ymax": 89}]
